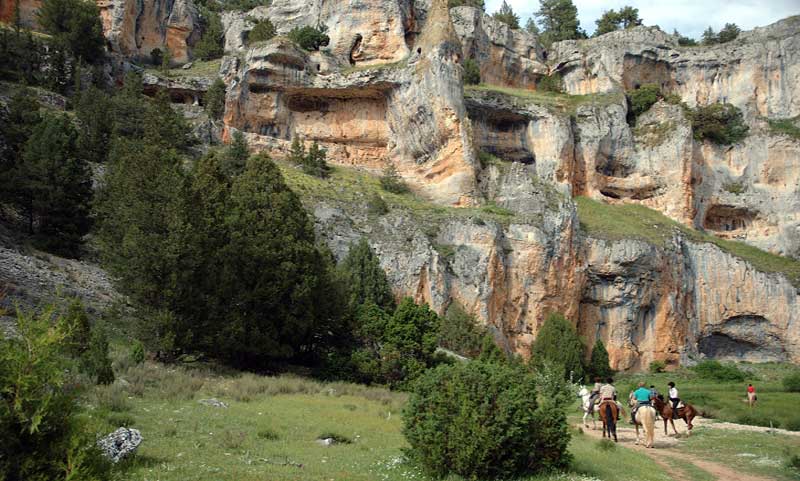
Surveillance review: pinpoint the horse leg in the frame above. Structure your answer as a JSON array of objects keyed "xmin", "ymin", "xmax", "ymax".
[
  {"xmin": 670, "ymin": 419, "xmax": 678, "ymax": 436},
  {"xmin": 663, "ymin": 418, "xmax": 668, "ymax": 436},
  {"xmin": 634, "ymin": 423, "xmax": 640, "ymax": 445}
]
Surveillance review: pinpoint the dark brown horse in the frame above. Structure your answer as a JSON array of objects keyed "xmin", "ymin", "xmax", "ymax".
[
  {"xmin": 597, "ymin": 400, "xmax": 619, "ymax": 442},
  {"xmin": 652, "ymin": 396, "xmax": 697, "ymax": 436}
]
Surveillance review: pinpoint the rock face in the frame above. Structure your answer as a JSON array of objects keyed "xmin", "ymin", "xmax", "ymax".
[
  {"xmin": 0, "ymin": 0, "xmax": 42, "ymax": 29},
  {"xmin": 0, "ymin": 0, "xmax": 200, "ymax": 63},
  {"xmin": 450, "ymin": 6, "xmax": 546, "ymax": 89},
  {"xmin": 223, "ymin": 0, "xmax": 477, "ymax": 205},
  {"xmin": 97, "ymin": 0, "xmax": 201, "ymax": 63},
  {"xmin": 304, "ymin": 161, "xmax": 800, "ymax": 369}
]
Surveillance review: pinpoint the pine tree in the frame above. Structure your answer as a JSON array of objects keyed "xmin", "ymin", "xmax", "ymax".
[
  {"xmin": 12, "ymin": 112, "xmax": 92, "ymax": 256},
  {"xmin": 247, "ymin": 18, "xmax": 276, "ymax": 44},
  {"xmin": 37, "ymin": 0, "xmax": 105, "ymax": 62},
  {"xmin": 492, "ymin": 1, "xmax": 520, "ymax": 29},
  {"xmin": 204, "ymin": 77, "xmax": 227, "ymax": 120},
  {"xmin": 288, "ymin": 134, "xmax": 306, "ymax": 164},
  {"xmin": 193, "ymin": 9, "xmax": 224, "ymax": 60},
  {"xmin": 594, "ymin": 9, "xmax": 621, "ymax": 36},
  {"xmin": 718, "ymin": 23, "xmax": 741, "ymax": 43},
  {"xmin": 339, "ymin": 238, "xmax": 395, "ymax": 312},
  {"xmin": 379, "ymin": 163, "xmax": 408, "ymax": 193},
  {"xmin": 529, "ymin": 312, "xmax": 586, "ymax": 380},
  {"xmin": 587, "ymin": 339, "xmax": 613, "ymax": 379},
  {"xmin": 525, "ymin": 18, "xmax": 540, "ymax": 35},
  {"xmin": 112, "ymin": 72, "xmax": 147, "ymax": 139},
  {"xmin": 95, "ymin": 138, "xmax": 189, "ymax": 310},
  {"xmin": 302, "ymin": 141, "xmax": 331, "ymax": 178},
  {"xmin": 144, "ymin": 89, "xmax": 192, "ymax": 149},
  {"xmin": 535, "ymin": 0, "xmax": 583, "ymax": 44},
  {"xmin": 701, "ymin": 26, "xmax": 718, "ymax": 45},
  {"xmin": 225, "ymin": 130, "xmax": 249, "ymax": 175},
  {"xmin": 75, "ymin": 86, "xmax": 114, "ymax": 164},
  {"xmin": 213, "ymin": 152, "xmax": 335, "ymax": 365}
]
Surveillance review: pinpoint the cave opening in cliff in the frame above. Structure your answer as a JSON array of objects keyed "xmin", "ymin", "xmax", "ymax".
[
  {"xmin": 467, "ymin": 106, "xmax": 535, "ymax": 165},
  {"xmin": 703, "ymin": 205, "xmax": 757, "ymax": 232},
  {"xmin": 621, "ymin": 53, "xmax": 673, "ymax": 92},
  {"xmin": 698, "ymin": 315, "xmax": 787, "ymax": 362}
]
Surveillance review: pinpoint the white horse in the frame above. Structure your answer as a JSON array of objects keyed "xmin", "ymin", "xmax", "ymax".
[{"xmin": 578, "ymin": 386, "xmax": 597, "ymax": 429}]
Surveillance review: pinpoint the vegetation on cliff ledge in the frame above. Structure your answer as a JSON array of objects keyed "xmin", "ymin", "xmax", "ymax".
[{"xmin": 576, "ymin": 196, "xmax": 800, "ymax": 287}]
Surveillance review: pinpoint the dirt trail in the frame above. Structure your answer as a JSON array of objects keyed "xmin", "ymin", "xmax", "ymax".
[{"xmin": 576, "ymin": 419, "xmax": 776, "ymax": 481}]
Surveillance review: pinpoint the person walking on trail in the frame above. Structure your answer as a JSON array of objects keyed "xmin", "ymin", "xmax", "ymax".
[
  {"xmin": 667, "ymin": 381, "xmax": 680, "ymax": 419},
  {"xmin": 747, "ymin": 383, "xmax": 757, "ymax": 407},
  {"xmin": 631, "ymin": 381, "xmax": 653, "ymax": 425}
]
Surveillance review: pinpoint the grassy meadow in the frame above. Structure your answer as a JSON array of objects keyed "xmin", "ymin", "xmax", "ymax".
[
  {"xmin": 616, "ymin": 362, "xmax": 800, "ymax": 431},
  {"xmin": 84, "ymin": 343, "xmax": 800, "ymax": 481}
]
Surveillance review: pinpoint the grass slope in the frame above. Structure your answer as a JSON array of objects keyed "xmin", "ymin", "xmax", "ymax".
[
  {"xmin": 575, "ymin": 196, "xmax": 800, "ymax": 287},
  {"xmin": 465, "ymin": 84, "xmax": 624, "ymax": 116},
  {"xmin": 90, "ymin": 359, "xmax": 683, "ymax": 481}
]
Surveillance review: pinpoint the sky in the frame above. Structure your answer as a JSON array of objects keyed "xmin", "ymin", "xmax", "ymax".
[{"xmin": 484, "ymin": 0, "xmax": 800, "ymax": 39}]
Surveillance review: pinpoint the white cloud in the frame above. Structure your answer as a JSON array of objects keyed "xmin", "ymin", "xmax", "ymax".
[{"xmin": 484, "ymin": 0, "xmax": 799, "ymax": 39}]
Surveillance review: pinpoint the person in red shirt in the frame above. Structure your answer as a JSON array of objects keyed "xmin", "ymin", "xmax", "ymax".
[{"xmin": 747, "ymin": 384, "xmax": 757, "ymax": 408}]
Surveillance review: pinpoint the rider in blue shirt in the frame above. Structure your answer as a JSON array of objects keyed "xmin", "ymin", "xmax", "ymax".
[{"xmin": 631, "ymin": 381, "xmax": 653, "ymax": 424}]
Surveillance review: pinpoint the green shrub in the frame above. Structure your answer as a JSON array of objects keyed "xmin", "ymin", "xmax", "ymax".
[
  {"xmin": 587, "ymin": 339, "xmax": 613, "ymax": 379},
  {"xmin": 628, "ymin": 83, "xmax": 661, "ymax": 118},
  {"xmin": 649, "ymin": 360, "xmax": 667, "ymax": 373},
  {"xmin": 366, "ymin": 192, "xmax": 389, "ymax": 216},
  {"xmin": 81, "ymin": 326, "xmax": 115, "ymax": 385},
  {"xmin": 150, "ymin": 48, "xmax": 163, "ymax": 66},
  {"xmin": 448, "ymin": 0, "xmax": 485, "ymax": 8},
  {"xmin": 537, "ymin": 72, "xmax": 563, "ymax": 93},
  {"xmin": 463, "ymin": 58, "xmax": 481, "ymax": 85},
  {"xmin": 689, "ymin": 103, "xmax": 749, "ymax": 144},
  {"xmin": 783, "ymin": 371, "xmax": 800, "ymax": 392},
  {"xmin": 0, "ymin": 306, "xmax": 110, "ymax": 480},
  {"xmin": 736, "ymin": 413, "xmax": 779, "ymax": 428},
  {"xmin": 379, "ymin": 164, "xmax": 408, "ymax": 194},
  {"xmin": 530, "ymin": 312, "xmax": 585, "ymax": 381},
  {"xmin": 247, "ymin": 18, "xmax": 276, "ymax": 44},
  {"xmin": 788, "ymin": 454, "xmax": 800, "ymax": 470},
  {"xmin": 438, "ymin": 304, "xmax": 487, "ymax": 358},
  {"xmin": 767, "ymin": 117, "xmax": 800, "ymax": 141},
  {"xmin": 131, "ymin": 340, "xmax": 146, "ymax": 365},
  {"xmin": 403, "ymin": 361, "xmax": 570, "ymax": 479},
  {"xmin": 692, "ymin": 360, "xmax": 746, "ymax": 382},
  {"xmin": 783, "ymin": 418, "xmax": 800, "ymax": 432},
  {"xmin": 193, "ymin": 10, "xmax": 225, "ymax": 60},
  {"xmin": 287, "ymin": 25, "xmax": 330, "ymax": 51},
  {"xmin": 204, "ymin": 78, "xmax": 227, "ymax": 121},
  {"xmin": 257, "ymin": 427, "xmax": 280, "ymax": 440}
]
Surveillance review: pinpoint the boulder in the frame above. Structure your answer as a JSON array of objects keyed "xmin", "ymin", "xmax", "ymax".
[{"xmin": 97, "ymin": 427, "xmax": 142, "ymax": 463}]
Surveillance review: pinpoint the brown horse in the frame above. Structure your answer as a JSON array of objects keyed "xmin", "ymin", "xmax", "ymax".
[
  {"xmin": 652, "ymin": 396, "xmax": 697, "ymax": 436},
  {"xmin": 597, "ymin": 400, "xmax": 619, "ymax": 442}
]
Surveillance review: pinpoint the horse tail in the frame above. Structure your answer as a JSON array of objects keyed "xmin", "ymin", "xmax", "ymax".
[
  {"xmin": 605, "ymin": 403, "xmax": 614, "ymax": 431},
  {"xmin": 641, "ymin": 406, "xmax": 656, "ymax": 446}
]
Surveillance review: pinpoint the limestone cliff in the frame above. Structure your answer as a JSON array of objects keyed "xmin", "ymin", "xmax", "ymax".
[
  {"xmin": 0, "ymin": 0, "xmax": 200, "ymax": 63},
  {"xmin": 97, "ymin": 0, "xmax": 200, "ymax": 63},
  {"xmin": 213, "ymin": 3, "xmax": 800, "ymax": 368}
]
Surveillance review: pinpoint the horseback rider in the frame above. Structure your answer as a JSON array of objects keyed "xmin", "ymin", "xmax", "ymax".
[
  {"xmin": 631, "ymin": 381, "xmax": 653, "ymax": 424},
  {"xmin": 588, "ymin": 376, "xmax": 603, "ymax": 407},
  {"xmin": 667, "ymin": 381, "xmax": 680, "ymax": 419},
  {"xmin": 599, "ymin": 376, "xmax": 617, "ymax": 403}
]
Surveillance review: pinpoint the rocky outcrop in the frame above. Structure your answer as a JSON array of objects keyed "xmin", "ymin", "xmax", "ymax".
[
  {"xmin": 300, "ymin": 160, "xmax": 800, "ymax": 369},
  {"xmin": 450, "ymin": 6, "xmax": 546, "ymax": 89},
  {"xmin": 97, "ymin": 0, "xmax": 201, "ymax": 63},
  {"xmin": 549, "ymin": 17, "xmax": 800, "ymax": 121},
  {"xmin": 223, "ymin": 0, "xmax": 478, "ymax": 205}
]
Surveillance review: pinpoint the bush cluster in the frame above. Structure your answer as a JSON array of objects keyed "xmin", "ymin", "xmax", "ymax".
[
  {"xmin": 689, "ymin": 103, "xmax": 749, "ymax": 145},
  {"xmin": 463, "ymin": 58, "xmax": 481, "ymax": 85},
  {"xmin": 379, "ymin": 164, "xmax": 408, "ymax": 194},
  {"xmin": 288, "ymin": 135, "xmax": 331, "ymax": 178},
  {"xmin": 692, "ymin": 360, "xmax": 746, "ymax": 382},
  {"xmin": 628, "ymin": 83, "xmax": 662, "ymax": 118},
  {"xmin": 0, "ymin": 305, "xmax": 111, "ymax": 480},
  {"xmin": 530, "ymin": 313, "xmax": 586, "ymax": 381},
  {"xmin": 288, "ymin": 26, "xmax": 330, "ymax": 51},
  {"xmin": 784, "ymin": 371, "xmax": 800, "ymax": 392},
  {"xmin": 537, "ymin": 72, "xmax": 563, "ymax": 93},
  {"xmin": 403, "ymin": 361, "xmax": 570, "ymax": 479},
  {"xmin": 247, "ymin": 18, "xmax": 277, "ymax": 44}
]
